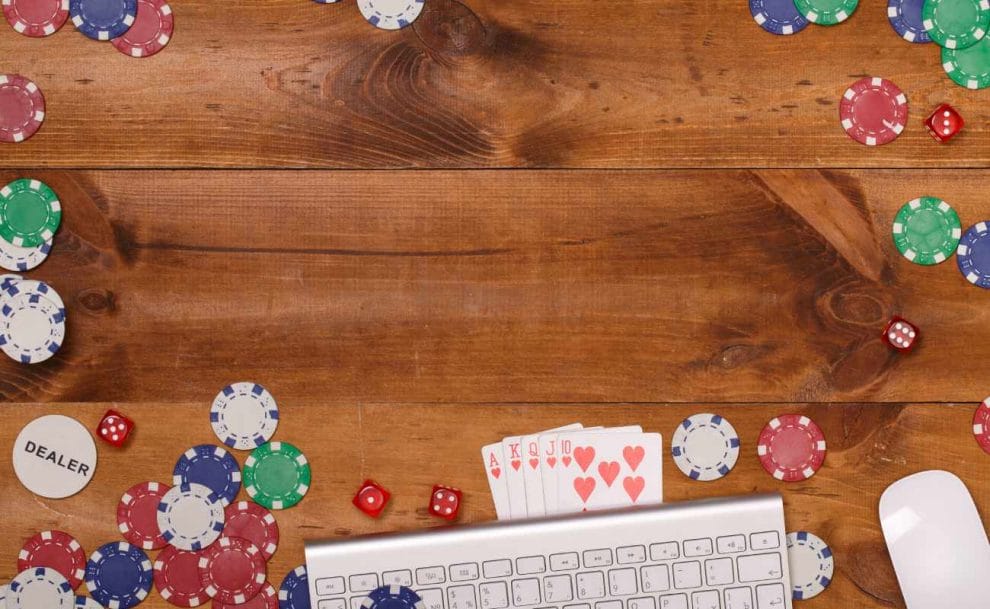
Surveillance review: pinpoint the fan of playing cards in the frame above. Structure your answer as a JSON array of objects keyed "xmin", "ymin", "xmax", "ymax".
[{"xmin": 482, "ymin": 424, "xmax": 663, "ymax": 520}]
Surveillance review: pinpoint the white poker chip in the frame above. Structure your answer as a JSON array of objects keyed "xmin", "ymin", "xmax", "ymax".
[
  {"xmin": 357, "ymin": 0, "xmax": 425, "ymax": 30},
  {"xmin": 670, "ymin": 413, "xmax": 740, "ymax": 481},
  {"xmin": 5, "ymin": 279, "xmax": 66, "ymax": 312},
  {"xmin": 9, "ymin": 567, "xmax": 74, "ymax": 609},
  {"xmin": 1, "ymin": 290, "xmax": 65, "ymax": 364},
  {"xmin": 156, "ymin": 482, "xmax": 225, "ymax": 551},
  {"xmin": 786, "ymin": 531, "xmax": 834, "ymax": 600},
  {"xmin": 0, "ymin": 237, "xmax": 52, "ymax": 272},
  {"xmin": 210, "ymin": 382, "xmax": 280, "ymax": 450},
  {"xmin": 12, "ymin": 414, "xmax": 97, "ymax": 498}
]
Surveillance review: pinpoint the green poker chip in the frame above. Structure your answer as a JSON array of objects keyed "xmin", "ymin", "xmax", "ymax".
[
  {"xmin": 943, "ymin": 35, "xmax": 990, "ymax": 88},
  {"xmin": 923, "ymin": 0, "xmax": 990, "ymax": 49},
  {"xmin": 794, "ymin": 0, "xmax": 859, "ymax": 24},
  {"xmin": 243, "ymin": 441, "xmax": 311, "ymax": 510},
  {"xmin": 892, "ymin": 197, "xmax": 962, "ymax": 265},
  {"xmin": 0, "ymin": 179, "xmax": 61, "ymax": 248}
]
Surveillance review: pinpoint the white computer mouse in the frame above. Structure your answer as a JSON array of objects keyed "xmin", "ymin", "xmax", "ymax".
[{"xmin": 879, "ymin": 470, "xmax": 990, "ymax": 609}]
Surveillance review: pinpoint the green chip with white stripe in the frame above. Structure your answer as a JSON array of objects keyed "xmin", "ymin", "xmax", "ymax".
[{"xmin": 892, "ymin": 197, "xmax": 962, "ymax": 265}]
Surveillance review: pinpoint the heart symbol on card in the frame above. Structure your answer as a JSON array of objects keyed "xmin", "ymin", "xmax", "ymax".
[
  {"xmin": 529, "ymin": 458, "xmax": 539, "ymax": 470},
  {"xmin": 511, "ymin": 460, "xmax": 521, "ymax": 471},
  {"xmin": 598, "ymin": 461, "xmax": 620, "ymax": 487},
  {"xmin": 574, "ymin": 447, "xmax": 596, "ymax": 472},
  {"xmin": 623, "ymin": 446, "xmax": 645, "ymax": 472},
  {"xmin": 547, "ymin": 457, "xmax": 557, "ymax": 468},
  {"xmin": 492, "ymin": 467, "xmax": 501, "ymax": 479},
  {"xmin": 562, "ymin": 456, "xmax": 572, "ymax": 467},
  {"xmin": 573, "ymin": 477, "xmax": 596, "ymax": 503},
  {"xmin": 623, "ymin": 476, "xmax": 645, "ymax": 502}
]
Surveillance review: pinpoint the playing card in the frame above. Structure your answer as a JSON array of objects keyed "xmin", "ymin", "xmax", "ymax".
[
  {"xmin": 540, "ymin": 426, "xmax": 641, "ymax": 515},
  {"xmin": 555, "ymin": 431, "xmax": 663, "ymax": 514},
  {"xmin": 521, "ymin": 423, "xmax": 583, "ymax": 517},
  {"xmin": 502, "ymin": 424, "xmax": 582, "ymax": 520},
  {"xmin": 481, "ymin": 442, "xmax": 511, "ymax": 520}
]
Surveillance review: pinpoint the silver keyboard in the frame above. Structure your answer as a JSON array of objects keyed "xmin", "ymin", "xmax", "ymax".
[{"xmin": 305, "ymin": 494, "xmax": 792, "ymax": 609}]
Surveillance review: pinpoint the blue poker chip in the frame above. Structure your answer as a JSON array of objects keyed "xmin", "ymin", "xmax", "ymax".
[
  {"xmin": 958, "ymin": 221, "xmax": 990, "ymax": 289},
  {"xmin": 84, "ymin": 542, "xmax": 152, "ymax": 609},
  {"xmin": 172, "ymin": 444, "xmax": 242, "ymax": 506},
  {"xmin": 887, "ymin": 0, "xmax": 930, "ymax": 43},
  {"xmin": 278, "ymin": 565, "xmax": 309, "ymax": 609},
  {"xmin": 749, "ymin": 0, "xmax": 809, "ymax": 35},
  {"xmin": 363, "ymin": 586, "xmax": 425, "ymax": 609},
  {"xmin": 671, "ymin": 413, "xmax": 741, "ymax": 482},
  {"xmin": 70, "ymin": 0, "xmax": 137, "ymax": 40}
]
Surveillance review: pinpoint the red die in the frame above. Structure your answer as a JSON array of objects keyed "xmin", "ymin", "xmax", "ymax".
[
  {"xmin": 428, "ymin": 485, "xmax": 462, "ymax": 520},
  {"xmin": 353, "ymin": 480, "xmax": 390, "ymax": 518},
  {"xmin": 97, "ymin": 409, "xmax": 134, "ymax": 446},
  {"xmin": 925, "ymin": 104, "xmax": 963, "ymax": 142},
  {"xmin": 882, "ymin": 317, "xmax": 919, "ymax": 352}
]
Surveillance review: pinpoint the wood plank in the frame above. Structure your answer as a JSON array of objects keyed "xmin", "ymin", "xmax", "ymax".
[
  {"xmin": 0, "ymin": 402, "xmax": 985, "ymax": 609},
  {"xmin": 1, "ymin": 1, "xmax": 989, "ymax": 168},
  {"xmin": 1, "ymin": 168, "xmax": 988, "ymax": 404}
]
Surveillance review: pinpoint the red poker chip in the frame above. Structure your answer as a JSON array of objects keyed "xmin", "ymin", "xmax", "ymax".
[
  {"xmin": 198, "ymin": 537, "xmax": 267, "ymax": 605},
  {"xmin": 17, "ymin": 530, "xmax": 86, "ymax": 590},
  {"xmin": 757, "ymin": 414, "xmax": 827, "ymax": 482},
  {"xmin": 110, "ymin": 0, "xmax": 173, "ymax": 58},
  {"xmin": 973, "ymin": 398, "xmax": 990, "ymax": 455},
  {"xmin": 223, "ymin": 501, "xmax": 279, "ymax": 560},
  {"xmin": 212, "ymin": 582, "xmax": 278, "ymax": 609},
  {"xmin": 155, "ymin": 545, "xmax": 215, "ymax": 608},
  {"xmin": 0, "ymin": 74, "xmax": 45, "ymax": 143},
  {"xmin": 118, "ymin": 481, "xmax": 171, "ymax": 550},
  {"xmin": 839, "ymin": 77, "xmax": 908, "ymax": 147},
  {"xmin": 2, "ymin": 0, "xmax": 68, "ymax": 36}
]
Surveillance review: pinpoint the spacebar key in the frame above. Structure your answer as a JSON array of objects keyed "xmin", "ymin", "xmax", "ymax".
[{"xmin": 737, "ymin": 553, "xmax": 783, "ymax": 583}]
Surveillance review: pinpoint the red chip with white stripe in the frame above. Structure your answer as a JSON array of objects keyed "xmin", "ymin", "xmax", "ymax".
[
  {"xmin": 0, "ymin": 74, "xmax": 45, "ymax": 143},
  {"xmin": 757, "ymin": 414, "xmax": 827, "ymax": 482},
  {"xmin": 110, "ymin": 0, "xmax": 173, "ymax": 57},
  {"xmin": 118, "ymin": 481, "xmax": 171, "ymax": 550},
  {"xmin": 212, "ymin": 582, "xmax": 278, "ymax": 609},
  {"xmin": 223, "ymin": 501, "xmax": 279, "ymax": 560},
  {"xmin": 973, "ymin": 398, "xmax": 990, "ymax": 455},
  {"xmin": 2, "ymin": 0, "xmax": 69, "ymax": 36},
  {"xmin": 839, "ymin": 77, "xmax": 908, "ymax": 146},
  {"xmin": 155, "ymin": 545, "xmax": 214, "ymax": 608},
  {"xmin": 17, "ymin": 530, "xmax": 86, "ymax": 590},
  {"xmin": 198, "ymin": 537, "xmax": 267, "ymax": 605}
]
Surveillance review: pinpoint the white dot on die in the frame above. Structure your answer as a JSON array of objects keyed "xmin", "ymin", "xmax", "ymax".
[
  {"xmin": 943, "ymin": 110, "xmax": 951, "ymax": 117},
  {"xmin": 435, "ymin": 491, "xmax": 443, "ymax": 499},
  {"xmin": 444, "ymin": 507, "xmax": 452, "ymax": 514},
  {"xmin": 100, "ymin": 429, "xmax": 108, "ymax": 436}
]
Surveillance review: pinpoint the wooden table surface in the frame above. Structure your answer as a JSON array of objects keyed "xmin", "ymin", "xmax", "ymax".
[{"xmin": 2, "ymin": 1, "xmax": 989, "ymax": 608}]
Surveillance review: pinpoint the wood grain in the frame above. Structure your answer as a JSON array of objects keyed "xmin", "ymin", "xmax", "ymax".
[{"xmin": 1, "ymin": 0, "xmax": 990, "ymax": 168}]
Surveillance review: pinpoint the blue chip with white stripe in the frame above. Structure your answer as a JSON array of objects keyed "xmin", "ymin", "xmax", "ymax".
[
  {"xmin": 671, "ymin": 413, "xmax": 740, "ymax": 482},
  {"xmin": 9, "ymin": 567, "xmax": 74, "ymax": 609},
  {"xmin": 69, "ymin": 0, "xmax": 137, "ymax": 40},
  {"xmin": 888, "ymin": 0, "xmax": 931, "ymax": 43},
  {"xmin": 958, "ymin": 221, "xmax": 990, "ymax": 289},
  {"xmin": 172, "ymin": 444, "xmax": 242, "ymax": 506},
  {"xmin": 749, "ymin": 0, "xmax": 809, "ymax": 35},
  {"xmin": 84, "ymin": 542, "xmax": 152, "ymax": 609},
  {"xmin": 157, "ymin": 482, "xmax": 226, "ymax": 551},
  {"xmin": 210, "ymin": 382, "xmax": 280, "ymax": 450},
  {"xmin": 786, "ymin": 531, "xmax": 833, "ymax": 600},
  {"xmin": 278, "ymin": 565, "xmax": 310, "ymax": 609},
  {"xmin": 364, "ymin": 586, "xmax": 425, "ymax": 609}
]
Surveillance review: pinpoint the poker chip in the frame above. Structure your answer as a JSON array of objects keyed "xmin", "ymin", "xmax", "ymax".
[
  {"xmin": 277, "ymin": 566, "xmax": 308, "ymax": 609},
  {"xmin": 118, "ymin": 481, "xmax": 171, "ymax": 550},
  {"xmin": 69, "ymin": 0, "xmax": 136, "ymax": 40},
  {"xmin": 888, "ymin": 0, "xmax": 931, "ymax": 41},
  {"xmin": 0, "ymin": 179, "xmax": 61, "ymax": 247},
  {"xmin": 839, "ymin": 77, "xmax": 908, "ymax": 146},
  {"xmin": 198, "ymin": 537, "xmax": 267, "ymax": 605},
  {"xmin": 224, "ymin": 501, "xmax": 279, "ymax": 559},
  {"xmin": 0, "ymin": 74, "xmax": 45, "ymax": 143},
  {"xmin": 243, "ymin": 442, "xmax": 311, "ymax": 510},
  {"xmin": 957, "ymin": 221, "xmax": 990, "ymax": 288},
  {"xmin": 9, "ymin": 567, "xmax": 74, "ymax": 609},
  {"xmin": 749, "ymin": 0, "xmax": 809, "ymax": 35},
  {"xmin": 210, "ymin": 382, "xmax": 280, "ymax": 450},
  {"xmin": 0, "ymin": 289, "xmax": 66, "ymax": 364},
  {"xmin": 84, "ymin": 542, "xmax": 153, "ymax": 609},
  {"xmin": 154, "ymin": 545, "xmax": 214, "ymax": 608},
  {"xmin": 357, "ymin": 0, "xmax": 424, "ymax": 30},
  {"xmin": 363, "ymin": 585, "xmax": 425, "ymax": 609},
  {"xmin": 786, "ymin": 531, "xmax": 834, "ymax": 600},
  {"xmin": 757, "ymin": 414, "xmax": 827, "ymax": 482},
  {"xmin": 973, "ymin": 397, "xmax": 990, "ymax": 454},
  {"xmin": 213, "ymin": 582, "xmax": 278, "ymax": 609},
  {"xmin": 793, "ymin": 0, "xmax": 858, "ymax": 24},
  {"xmin": 923, "ymin": 0, "xmax": 990, "ymax": 49},
  {"xmin": 670, "ymin": 413, "xmax": 740, "ymax": 482},
  {"xmin": 173, "ymin": 444, "xmax": 242, "ymax": 507},
  {"xmin": 892, "ymin": 197, "xmax": 962, "ymax": 265},
  {"xmin": 5, "ymin": 279, "xmax": 66, "ymax": 312},
  {"xmin": 74, "ymin": 596, "xmax": 102, "ymax": 609},
  {"xmin": 942, "ymin": 35, "xmax": 990, "ymax": 88},
  {"xmin": 111, "ymin": 0, "xmax": 172, "ymax": 57},
  {"xmin": 18, "ymin": 531, "xmax": 86, "ymax": 590},
  {"xmin": 3, "ymin": 0, "xmax": 70, "ymax": 36},
  {"xmin": 157, "ymin": 482, "xmax": 226, "ymax": 551},
  {"xmin": 0, "ymin": 237, "xmax": 52, "ymax": 272}
]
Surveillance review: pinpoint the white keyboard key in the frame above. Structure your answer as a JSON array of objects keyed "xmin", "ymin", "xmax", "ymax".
[
  {"xmin": 480, "ymin": 582, "xmax": 509, "ymax": 609},
  {"xmin": 749, "ymin": 532, "xmax": 779, "ymax": 551},
  {"xmin": 596, "ymin": 602, "xmax": 622, "ymax": 609},
  {"xmin": 518, "ymin": 557, "xmax": 548, "ymax": 575},
  {"xmin": 683, "ymin": 539, "xmax": 713, "ymax": 558},
  {"xmin": 417, "ymin": 567, "xmax": 447, "ymax": 586},
  {"xmin": 704, "ymin": 558, "xmax": 734, "ymax": 586},
  {"xmin": 672, "ymin": 562, "xmax": 701, "ymax": 589},
  {"xmin": 349, "ymin": 574, "xmax": 379, "ymax": 592},
  {"xmin": 607, "ymin": 569, "xmax": 636, "ymax": 596},
  {"xmin": 564, "ymin": 605, "xmax": 590, "ymax": 609},
  {"xmin": 419, "ymin": 589, "xmax": 444, "ymax": 609},
  {"xmin": 316, "ymin": 577, "xmax": 345, "ymax": 596},
  {"xmin": 650, "ymin": 543, "xmax": 679, "ymax": 561},
  {"xmin": 639, "ymin": 565, "xmax": 670, "ymax": 593},
  {"xmin": 716, "ymin": 536, "xmax": 746, "ymax": 555},
  {"xmin": 737, "ymin": 554, "xmax": 782, "ymax": 583},
  {"xmin": 319, "ymin": 600, "xmax": 346, "ymax": 609},
  {"xmin": 690, "ymin": 591, "xmax": 719, "ymax": 609},
  {"xmin": 544, "ymin": 575, "xmax": 573, "ymax": 603},
  {"xmin": 575, "ymin": 573, "xmax": 606, "ymax": 600},
  {"xmin": 755, "ymin": 584, "xmax": 786, "ymax": 609},
  {"xmin": 616, "ymin": 546, "xmax": 646, "ymax": 565},
  {"xmin": 658, "ymin": 594, "xmax": 687, "ymax": 609},
  {"xmin": 723, "ymin": 588, "xmax": 752, "ymax": 609},
  {"xmin": 451, "ymin": 563, "xmax": 480, "ymax": 582},
  {"xmin": 627, "ymin": 598, "xmax": 655, "ymax": 609},
  {"xmin": 583, "ymin": 550, "xmax": 613, "ymax": 568},
  {"xmin": 383, "ymin": 570, "xmax": 412, "ymax": 586},
  {"xmin": 484, "ymin": 560, "xmax": 513, "ymax": 579},
  {"xmin": 551, "ymin": 554, "xmax": 580, "ymax": 572},
  {"xmin": 449, "ymin": 585, "xmax": 478, "ymax": 609},
  {"xmin": 512, "ymin": 579, "xmax": 542, "ymax": 606}
]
